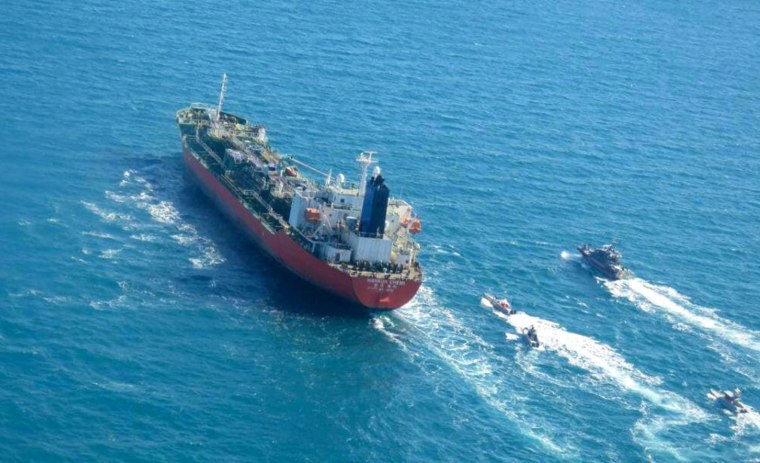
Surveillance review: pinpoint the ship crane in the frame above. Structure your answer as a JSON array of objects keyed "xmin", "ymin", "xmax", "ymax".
[
  {"xmin": 289, "ymin": 157, "xmax": 330, "ymax": 177},
  {"xmin": 215, "ymin": 73, "xmax": 227, "ymax": 122}
]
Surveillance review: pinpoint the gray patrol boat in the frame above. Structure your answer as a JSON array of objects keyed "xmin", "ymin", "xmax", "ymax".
[
  {"xmin": 708, "ymin": 388, "xmax": 749, "ymax": 414},
  {"xmin": 577, "ymin": 243, "xmax": 632, "ymax": 280}
]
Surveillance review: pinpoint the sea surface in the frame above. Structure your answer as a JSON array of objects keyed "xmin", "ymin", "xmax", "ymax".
[{"xmin": 1, "ymin": 0, "xmax": 759, "ymax": 461}]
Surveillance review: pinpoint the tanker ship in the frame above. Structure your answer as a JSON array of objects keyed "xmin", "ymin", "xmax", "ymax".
[{"xmin": 176, "ymin": 75, "xmax": 423, "ymax": 310}]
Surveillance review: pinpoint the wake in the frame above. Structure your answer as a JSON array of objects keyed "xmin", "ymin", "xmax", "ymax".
[
  {"xmin": 83, "ymin": 169, "xmax": 224, "ymax": 269},
  {"xmin": 500, "ymin": 311, "xmax": 700, "ymax": 415},
  {"xmin": 605, "ymin": 278, "xmax": 760, "ymax": 353},
  {"xmin": 496, "ymin": 310, "xmax": 706, "ymax": 461},
  {"xmin": 373, "ymin": 287, "xmax": 573, "ymax": 456},
  {"xmin": 732, "ymin": 407, "xmax": 760, "ymax": 436},
  {"xmin": 379, "ymin": 288, "xmax": 707, "ymax": 460}
]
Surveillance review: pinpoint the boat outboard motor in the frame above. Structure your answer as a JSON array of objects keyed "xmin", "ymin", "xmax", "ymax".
[{"xmin": 526, "ymin": 327, "xmax": 539, "ymax": 347}]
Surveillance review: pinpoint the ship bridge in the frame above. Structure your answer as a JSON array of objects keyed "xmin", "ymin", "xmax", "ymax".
[{"xmin": 284, "ymin": 155, "xmax": 420, "ymax": 268}]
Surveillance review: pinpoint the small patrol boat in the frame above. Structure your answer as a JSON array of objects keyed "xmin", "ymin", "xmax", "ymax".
[
  {"xmin": 577, "ymin": 243, "xmax": 632, "ymax": 280},
  {"xmin": 522, "ymin": 326, "xmax": 540, "ymax": 348},
  {"xmin": 708, "ymin": 388, "xmax": 749, "ymax": 414},
  {"xmin": 482, "ymin": 293, "xmax": 515, "ymax": 315}
]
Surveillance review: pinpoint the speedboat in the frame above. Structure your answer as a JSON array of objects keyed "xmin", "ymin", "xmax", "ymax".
[
  {"xmin": 708, "ymin": 388, "xmax": 749, "ymax": 414},
  {"xmin": 483, "ymin": 293, "xmax": 515, "ymax": 315},
  {"xmin": 522, "ymin": 326, "xmax": 540, "ymax": 348},
  {"xmin": 577, "ymin": 243, "xmax": 632, "ymax": 280}
]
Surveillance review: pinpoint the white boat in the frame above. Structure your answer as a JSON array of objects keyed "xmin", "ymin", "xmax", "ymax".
[{"xmin": 482, "ymin": 293, "xmax": 515, "ymax": 315}]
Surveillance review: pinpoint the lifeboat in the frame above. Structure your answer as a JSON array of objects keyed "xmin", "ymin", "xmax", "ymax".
[
  {"xmin": 304, "ymin": 207, "xmax": 321, "ymax": 223},
  {"xmin": 409, "ymin": 218, "xmax": 422, "ymax": 234},
  {"xmin": 400, "ymin": 216, "xmax": 412, "ymax": 227},
  {"xmin": 284, "ymin": 166, "xmax": 299, "ymax": 177}
]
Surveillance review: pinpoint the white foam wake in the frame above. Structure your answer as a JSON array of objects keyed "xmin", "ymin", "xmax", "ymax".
[
  {"xmin": 498, "ymin": 311, "xmax": 706, "ymax": 460},
  {"xmin": 143, "ymin": 200, "xmax": 181, "ymax": 225},
  {"xmin": 502, "ymin": 312, "xmax": 687, "ymax": 406},
  {"xmin": 374, "ymin": 286, "xmax": 572, "ymax": 456},
  {"xmin": 103, "ymin": 169, "xmax": 225, "ymax": 269},
  {"xmin": 732, "ymin": 407, "xmax": 760, "ymax": 436},
  {"xmin": 371, "ymin": 317, "xmax": 408, "ymax": 352},
  {"xmin": 81, "ymin": 201, "xmax": 133, "ymax": 223},
  {"xmin": 110, "ymin": 171, "xmax": 182, "ymax": 226},
  {"xmin": 605, "ymin": 278, "xmax": 760, "ymax": 353}
]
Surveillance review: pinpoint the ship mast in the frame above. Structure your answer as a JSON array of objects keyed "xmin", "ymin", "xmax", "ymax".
[
  {"xmin": 356, "ymin": 151, "xmax": 377, "ymax": 194},
  {"xmin": 215, "ymin": 73, "xmax": 228, "ymax": 122}
]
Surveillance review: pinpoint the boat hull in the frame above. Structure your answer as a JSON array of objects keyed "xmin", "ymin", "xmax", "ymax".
[
  {"xmin": 577, "ymin": 248, "xmax": 630, "ymax": 280},
  {"xmin": 182, "ymin": 146, "xmax": 421, "ymax": 310}
]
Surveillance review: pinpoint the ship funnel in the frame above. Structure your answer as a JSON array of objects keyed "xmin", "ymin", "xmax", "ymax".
[{"xmin": 359, "ymin": 173, "xmax": 389, "ymax": 237}]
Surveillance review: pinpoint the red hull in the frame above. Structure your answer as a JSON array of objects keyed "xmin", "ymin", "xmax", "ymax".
[{"xmin": 183, "ymin": 147, "xmax": 421, "ymax": 310}]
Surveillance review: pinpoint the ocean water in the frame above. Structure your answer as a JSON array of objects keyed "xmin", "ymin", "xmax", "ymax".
[{"xmin": 1, "ymin": 0, "xmax": 759, "ymax": 460}]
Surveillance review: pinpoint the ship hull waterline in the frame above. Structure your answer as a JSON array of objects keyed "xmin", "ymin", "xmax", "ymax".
[{"xmin": 182, "ymin": 146, "xmax": 421, "ymax": 310}]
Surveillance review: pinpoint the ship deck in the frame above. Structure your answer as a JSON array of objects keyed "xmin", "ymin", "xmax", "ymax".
[{"xmin": 177, "ymin": 106, "xmax": 422, "ymax": 283}]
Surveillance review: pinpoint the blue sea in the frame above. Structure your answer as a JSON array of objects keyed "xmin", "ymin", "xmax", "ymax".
[{"xmin": 1, "ymin": 0, "xmax": 759, "ymax": 461}]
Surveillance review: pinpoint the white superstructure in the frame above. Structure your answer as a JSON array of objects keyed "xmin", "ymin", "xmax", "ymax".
[{"xmin": 285, "ymin": 154, "xmax": 420, "ymax": 265}]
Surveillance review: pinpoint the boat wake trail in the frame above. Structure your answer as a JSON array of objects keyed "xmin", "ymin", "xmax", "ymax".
[
  {"xmin": 498, "ymin": 311, "xmax": 706, "ymax": 460},
  {"xmin": 605, "ymin": 278, "xmax": 760, "ymax": 354},
  {"xmin": 502, "ymin": 312, "xmax": 695, "ymax": 412},
  {"xmin": 732, "ymin": 407, "xmax": 760, "ymax": 436},
  {"xmin": 83, "ymin": 169, "xmax": 224, "ymax": 269},
  {"xmin": 373, "ymin": 287, "xmax": 573, "ymax": 457}
]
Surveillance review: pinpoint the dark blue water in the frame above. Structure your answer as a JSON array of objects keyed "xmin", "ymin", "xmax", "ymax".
[{"xmin": 2, "ymin": 0, "xmax": 759, "ymax": 461}]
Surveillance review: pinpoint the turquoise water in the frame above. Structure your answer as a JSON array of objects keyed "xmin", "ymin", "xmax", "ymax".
[{"xmin": 2, "ymin": 0, "xmax": 759, "ymax": 460}]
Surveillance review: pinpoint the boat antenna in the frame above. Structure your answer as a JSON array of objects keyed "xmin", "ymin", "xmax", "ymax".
[
  {"xmin": 215, "ymin": 73, "xmax": 228, "ymax": 122},
  {"xmin": 356, "ymin": 150, "xmax": 377, "ymax": 193}
]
